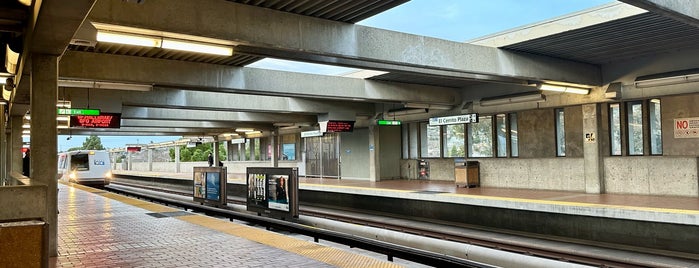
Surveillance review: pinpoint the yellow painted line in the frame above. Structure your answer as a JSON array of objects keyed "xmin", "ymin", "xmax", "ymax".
[
  {"xmin": 439, "ymin": 193, "xmax": 699, "ymax": 215},
  {"xmin": 63, "ymin": 181, "xmax": 400, "ymax": 267},
  {"xmin": 177, "ymin": 214, "xmax": 401, "ymax": 268}
]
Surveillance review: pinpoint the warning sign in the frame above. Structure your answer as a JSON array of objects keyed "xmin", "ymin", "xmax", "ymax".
[{"xmin": 674, "ymin": 117, "xmax": 699, "ymax": 138}]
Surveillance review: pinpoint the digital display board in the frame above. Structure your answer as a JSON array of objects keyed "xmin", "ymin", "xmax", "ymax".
[
  {"xmin": 377, "ymin": 120, "xmax": 401, "ymax": 126},
  {"xmin": 70, "ymin": 113, "xmax": 121, "ymax": 128},
  {"xmin": 325, "ymin": 120, "xmax": 355, "ymax": 132},
  {"xmin": 58, "ymin": 108, "xmax": 100, "ymax": 116}
]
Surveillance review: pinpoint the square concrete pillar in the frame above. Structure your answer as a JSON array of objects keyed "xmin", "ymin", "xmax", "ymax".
[
  {"xmin": 30, "ymin": 54, "xmax": 59, "ymax": 256},
  {"xmin": 582, "ymin": 103, "xmax": 604, "ymax": 194}
]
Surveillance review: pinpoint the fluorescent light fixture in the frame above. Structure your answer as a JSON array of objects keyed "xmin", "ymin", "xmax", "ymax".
[
  {"xmin": 57, "ymin": 116, "xmax": 70, "ymax": 121},
  {"xmin": 24, "ymin": 114, "xmax": 30, "ymax": 120},
  {"xmin": 57, "ymin": 101, "xmax": 71, "ymax": 108},
  {"xmin": 22, "ymin": 123, "xmax": 29, "ymax": 128},
  {"xmin": 58, "ymin": 80, "xmax": 152, "ymax": 91},
  {"xmin": 161, "ymin": 39, "xmax": 233, "ymax": 56},
  {"xmin": 404, "ymin": 103, "xmax": 453, "ymax": 110},
  {"xmin": 2, "ymin": 84, "xmax": 11, "ymax": 100},
  {"xmin": 538, "ymin": 83, "xmax": 590, "ymax": 95},
  {"xmin": 342, "ymin": 70, "xmax": 389, "ymax": 79},
  {"xmin": 22, "ymin": 134, "xmax": 29, "ymax": 138},
  {"xmin": 245, "ymin": 131, "xmax": 262, "ymax": 134},
  {"xmin": 57, "ymin": 125, "xmax": 70, "ymax": 129},
  {"xmin": 0, "ymin": 99, "xmax": 6, "ymax": 105},
  {"xmin": 22, "ymin": 130, "xmax": 30, "ymax": 134},
  {"xmin": 5, "ymin": 45, "xmax": 19, "ymax": 74},
  {"xmin": 634, "ymin": 73, "xmax": 699, "ymax": 88},
  {"xmin": 385, "ymin": 108, "xmax": 428, "ymax": 117},
  {"xmin": 480, "ymin": 93, "xmax": 546, "ymax": 107},
  {"xmin": 96, "ymin": 31, "xmax": 161, "ymax": 47},
  {"xmin": 18, "ymin": 0, "xmax": 32, "ymax": 6},
  {"xmin": 235, "ymin": 128, "xmax": 255, "ymax": 132}
]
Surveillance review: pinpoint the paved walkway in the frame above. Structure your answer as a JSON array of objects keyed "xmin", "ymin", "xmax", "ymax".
[{"xmin": 50, "ymin": 182, "xmax": 402, "ymax": 268}]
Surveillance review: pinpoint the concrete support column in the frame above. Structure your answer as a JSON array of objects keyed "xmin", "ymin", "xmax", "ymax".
[
  {"xmin": 175, "ymin": 146, "xmax": 181, "ymax": 173},
  {"xmin": 0, "ymin": 104, "xmax": 5, "ymax": 178},
  {"xmin": 271, "ymin": 129, "xmax": 279, "ymax": 167},
  {"xmin": 583, "ymin": 103, "xmax": 604, "ymax": 194},
  {"xmin": 224, "ymin": 140, "xmax": 230, "ymax": 161},
  {"xmin": 147, "ymin": 149, "xmax": 153, "ymax": 171},
  {"xmin": 9, "ymin": 115, "xmax": 23, "ymax": 174},
  {"xmin": 229, "ymin": 142, "xmax": 239, "ymax": 161},
  {"xmin": 239, "ymin": 143, "xmax": 245, "ymax": 161},
  {"xmin": 368, "ymin": 125, "xmax": 380, "ymax": 182},
  {"xmin": 31, "ymin": 54, "xmax": 59, "ymax": 256},
  {"xmin": 249, "ymin": 138, "xmax": 256, "ymax": 160},
  {"xmin": 213, "ymin": 138, "xmax": 219, "ymax": 165},
  {"xmin": 127, "ymin": 151, "xmax": 132, "ymax": 170}
]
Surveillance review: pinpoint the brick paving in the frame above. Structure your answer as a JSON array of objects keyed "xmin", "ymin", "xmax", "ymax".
[{"xmin": 50, "ymin": 184, "xmax": 338, "ymax": 268}]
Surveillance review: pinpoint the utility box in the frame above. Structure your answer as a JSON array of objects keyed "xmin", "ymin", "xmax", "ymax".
[{"xmin": 456, "ymin": 161, "xmax": 480, "ymax": 188}]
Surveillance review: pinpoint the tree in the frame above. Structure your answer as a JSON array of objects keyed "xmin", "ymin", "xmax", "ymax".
[
  {"xmin": 169, "ymin": 142, "xmax": 228, "ymax": 162},
  {"xmin": 82, "ymin": 135, "xmax": 105, "ymax": 150}
]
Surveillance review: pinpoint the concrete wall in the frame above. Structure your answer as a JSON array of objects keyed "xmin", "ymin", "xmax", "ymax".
[
  {"xmin": 340, "ymin": 129, "xmax": 370, "ymax": 179},
  {"xmin": 476, "ymin": 158, "xmax": 586, "ymax": 191},
  {"xmin": 518, "ymin": 109, "xmax": 555, "ymax": 158},
  {"xmin": 661, "ymin": 94, "xmax": 699, "ymax": 156},
  {"xmin": 564, "ymin": 106, "xmax": 584, "ymax": 157},
  {"xmin": 379, "ymin": 126, "xmax": 402, "ymax": 179},
  {"xmin": 604, "ymin": 157, "xmax": 698, "ymax": 196},
  {"xmin": 0, "ymin": 178, "xmax": 47, "ymax": 221}
]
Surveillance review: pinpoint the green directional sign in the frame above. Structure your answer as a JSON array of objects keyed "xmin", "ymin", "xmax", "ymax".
[
  {"xmin": 57, "ymin": 108, "xmax": 101, "ymax": 116},
  {"xmin": 377, "ymin": 120, "xmax": 401, "ymax": 126}
]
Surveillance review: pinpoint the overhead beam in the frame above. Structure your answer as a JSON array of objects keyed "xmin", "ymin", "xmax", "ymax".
[
  {"xmin": 121, "ymin": 107, "xmax": 317, "ymax": 123},
  {"xmin": 88, "ymin": 0, "xmax": 601, "ymax": 86},
  {"xmin": 59, "ymin": 51, "xmax": 460, "ymax": 105},
  {"xmin": 620, "ymin": 0, "xmax": 699, "ymax": 28},
  {"xmin": 61, "ymin": 87, "xmax": 374, "ymax": 116}
]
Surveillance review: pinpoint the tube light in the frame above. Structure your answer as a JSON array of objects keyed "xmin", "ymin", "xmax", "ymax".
[
  {"xmin": 161, "ymin": 39, "xmax": 233, "ymax": 56},
  {"xmin": 22, "ymin": 130, "xmax": 30, "ymax": 134},
  {"xmin": 480, "ymin": 93, "xmax": 546, "ymax": 107},
  {"xmin": 404, "ymin": 103, "xmax": 453, "ymax": 110},
  {"xmin": 634, "ymin": 73, "xmax": 699, "ymax": 88},
  {"xmin": 58, "ymin": 80, "xmax": 153, "ymax": 91},
  {"xmin": 538, "ymin": 84, "xmax": 589, "ymax": 95},
  {"xmin": 97, "ymin": 31, "xmax": 161, "ymax": 47},
  {"xmin": 5, "ymin": 44, "xmax": 19, "ymax": 74},
  {"xmin": 385, "ymin": 108, "xmax": 428, "ymax": 117},
  {"xmin": 235, "ymin": 128, "xmax": 255, "ymax": 132}
]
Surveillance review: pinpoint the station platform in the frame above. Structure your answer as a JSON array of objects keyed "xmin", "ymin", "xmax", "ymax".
[
  {"xmin": 51, "ymin": 182, "xmax": 402, "ymax": 267},
  {"xmin": 113, "ymin": 170, "xmax": 699, "ymax": 226}
]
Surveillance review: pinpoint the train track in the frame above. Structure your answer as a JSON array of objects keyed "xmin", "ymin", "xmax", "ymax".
[{"xmin": 107, "ymin": 179, "xmax": 691, "ymax": 268}]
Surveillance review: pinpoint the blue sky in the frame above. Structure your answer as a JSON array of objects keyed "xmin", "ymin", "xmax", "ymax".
[{"xmin": 57, "ymin": 0, "xmax": 614, "ymax": 150}]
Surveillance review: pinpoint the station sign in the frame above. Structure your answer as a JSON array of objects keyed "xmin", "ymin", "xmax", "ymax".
[
  {"xmin": 58, "ymin": 108, "xmax": 100, "ymax": 116},
  {"xmin": 429, "ymin": 113, "xmax": 478, "ymax": 126},
  {"xmin": 377, "ymin": 119, "xmax": 401, "ymax": 126},
  {"xmin": 301, "ymin": 130, "xmax": 323, "ymax": 138},
  {"xmin": 230, "ymin": 138, "xmax": 246, "ymax": 144},
  {"xmin": 320, "ymin": 120, "xmax": 355, "ymax": 133},
  {"xmin": 126, "ymin": 146, "xmax": 141, "ymax": 152},
  {"xmin": 70, "ymin": 113, "xmax": 121, "ymax": 128}
]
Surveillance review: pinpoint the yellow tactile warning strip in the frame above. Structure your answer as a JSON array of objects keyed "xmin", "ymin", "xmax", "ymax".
[
  {"xmin": 305, "ymin": 182, "xmax": 699, "ymax": 215},
  {"xmin": 62, "ymin": 181, "xmax": 401, "ymax": 268}
]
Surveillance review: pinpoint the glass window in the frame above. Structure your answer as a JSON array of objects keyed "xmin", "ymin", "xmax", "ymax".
[
  {"xmin": 649, "ymin": 99, "xmax": 662, "ymax": 155},
  {"xmin": 443, "ymin": 124, "xmax": 465, "ymax": 157},
  {"xmin": 420, "ymin": 123, "xmax": 441, "ymax": 157},
  {"xmin": 496, "ymin": 114, "xmax": 507, "ymax": 157},
  {"xmin": 468, "ymin": 116, "xmax": 493, "ymax": 157},
  {"xmin": 609, "ymin": 103, "xmax": 622, "ymax": 156},
  {"xmin": 509, "ymin": 113, "xmax": 518, "ymax": 157},
  {"xmin": 627, "ymin": 101, "xmax": 644, "ymax": 155},
  {"xmin": 555, "ymin": 108, "xmax": 566, "ymax": 156}
]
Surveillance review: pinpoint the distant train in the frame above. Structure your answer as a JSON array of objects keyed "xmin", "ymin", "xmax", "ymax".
[{"xmin": 57, "ymin": 150, "xmax": 112, "ymax": 186}]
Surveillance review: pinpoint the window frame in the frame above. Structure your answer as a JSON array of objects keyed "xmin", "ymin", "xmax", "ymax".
[{"xmin": 555, "ymin": 108, "xmax": 566, "ymax": 157}]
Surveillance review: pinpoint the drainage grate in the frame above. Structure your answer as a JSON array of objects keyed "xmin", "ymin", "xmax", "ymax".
[
  {"xmin": 146, "ymin": 211, "xmax": 193, "ymax": 218},
  {"xmin": 413, "ymin": 190, "xmax": 447, "ymax": 194}
]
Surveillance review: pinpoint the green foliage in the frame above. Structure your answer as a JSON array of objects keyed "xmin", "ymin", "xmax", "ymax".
[
  {"xmin": 169, "ymin": 142, "xmax": 228, "ymax": 162},
  {"xmin": 82, "ymin": 135, "xmax": 105, "ymax": 150}
]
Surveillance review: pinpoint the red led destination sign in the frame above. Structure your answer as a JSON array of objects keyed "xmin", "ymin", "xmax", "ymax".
[
  {"xmin": 70, "ymin": 113, "xmax": 121, "ymax": 128},
  {"xmin": 325, "ymin": 120, "xmax": 355, "ymax": 132}
]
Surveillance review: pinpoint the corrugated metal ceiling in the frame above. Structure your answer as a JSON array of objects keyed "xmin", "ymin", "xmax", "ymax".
[
  {"xmin": 502, "ymin": 13, "xmax": 699, "ymax": 65},
  {"xmin": 227, "ymin": 0, "xmax": 409, "ymax": 23}
]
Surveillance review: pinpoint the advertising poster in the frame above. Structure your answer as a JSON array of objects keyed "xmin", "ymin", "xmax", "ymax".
[
  {"xmin": 268, "ymin": 175, "xmax": 289, "ymax": 211},
  {"xmin": 282, "ymin": 144, "xmax": 295, "ymax": 160},
  {"xmin": 193, "ymin": 171, "xmax": 205, "ymax": 198},
  {"xmin": 206, "ymin": 172, "xmax": 220, "ymax": 201},
  {"xmin": 247, "ymin": 173, "xmax": 268, "ymax": 208}
]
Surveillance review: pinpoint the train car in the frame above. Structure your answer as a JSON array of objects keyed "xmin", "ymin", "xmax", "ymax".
[{"xmin": 58, "ymin": 150, "xmax": 112, "ymax": 186}]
